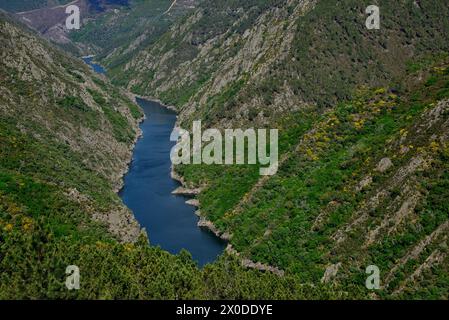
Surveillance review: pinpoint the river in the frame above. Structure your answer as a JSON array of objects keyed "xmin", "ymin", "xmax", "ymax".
[{"xmin": 83, "ymin": 57, "xmax": 225, "ymax": 266}]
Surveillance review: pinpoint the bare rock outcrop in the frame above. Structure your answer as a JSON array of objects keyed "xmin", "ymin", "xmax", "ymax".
[
  {"xmin": 376, "ymin": 158, "xmax": 393, "ymax": 173},
  {"xmin": 321, "ymin": 263, "xmax": 342, "ymax": 284},
  {"xmin": 226, "ymin": 245, "xmax": 285, "ymax": 277}
]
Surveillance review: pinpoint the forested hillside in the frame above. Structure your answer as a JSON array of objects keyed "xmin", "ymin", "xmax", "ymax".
[
  {"xmin": 98, "ymin": 0, "xmax": 449, "ymax": 299},
  {"xmin": 106, "ymin": 0, "xmax": 449, "ymax": 128},
  {"xmin": 0, "ymin": 11, "xmax": 341, "ymax": 300},
  {"xmin": 1, "ymin": 0, "xmax": 448, "ymax": 300}
]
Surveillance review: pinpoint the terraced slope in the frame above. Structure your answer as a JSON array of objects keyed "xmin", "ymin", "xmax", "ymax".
[{"xmin": 2, "ymin": 1, "xmax": 142, "ymax": 55}]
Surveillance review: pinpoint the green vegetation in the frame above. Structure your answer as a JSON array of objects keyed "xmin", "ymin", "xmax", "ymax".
[
  {"xmin": 70, "ymin": 0, "xmax": 197, "ymax": 68},
  {"xmin": 58, "ymin": 96, "xmax": 90, "ymax": 111},
  {"xmin": 0, "ymin": 94, "xmax": 344, "ymax": 299},
  {"xmin": 96, "ymin": 1, "xmax": 448, "ymax": 298},
  {"xmin": 107, "ymin": 0, "xmax": 449, "ymax": 129},
  {"xmin": 87, "ymin": 88, "xmax": 136, "ymax": 143},
  {"xmin": 175, "ymin": 58, "xmax": 449, "ymax": 299},
  {"xmin": 0, "ymin": 11, "xmax": 350, "ymax": 299},
  {"xmin": 1, "ymin": 1, "xmax": 448, "ymax": 300}
]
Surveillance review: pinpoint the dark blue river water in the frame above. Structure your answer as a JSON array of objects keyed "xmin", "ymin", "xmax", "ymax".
[
  {"xmin": 119, "ymin": 98, "xmax": 225, "ymax": 266},
  {"xmin": 83, "ymin": 58, "xmax": 225, "ymax": 266},
  {"xmin": 83, "ymin": 57, "xmax": 107, "ymax": 74}
]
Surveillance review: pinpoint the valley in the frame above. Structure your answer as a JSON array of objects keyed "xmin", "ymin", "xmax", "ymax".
[
  {"xmin": 118, "ymin": 98, "xmax": 226, "ymax": 266},
  {"xmin": 0, "ymin": 0, "xmax": 448, "ymax": 300}
]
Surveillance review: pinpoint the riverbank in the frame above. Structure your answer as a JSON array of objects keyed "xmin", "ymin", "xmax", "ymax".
[
  {"xmin": 84, "ymin": 59, "xmax": 280, "ymax": 271},
  {"xmin": 82, "ymin": 58, "xmax": 225, "ymax": 261},
  {"xmin": 79, "ymin": 57, "xmax": 144, "ymax": 243},
  {"xmin": 125, "ymin": 91, "xmax": 178, "ymax": 113},
  {"xmin": 114, "ymin": 107, "xmax": 145, "ymax": 194},
  {"xmin": 119, "ymin": 98, "xmax": 225, "ymax": 265},
  {"xmin": 170, "ymin": 151, "xmax": 286, "ymax": 276},
  {"xmin": 125, "ymin": 93, "xmax": 284, "ymax": 273}
]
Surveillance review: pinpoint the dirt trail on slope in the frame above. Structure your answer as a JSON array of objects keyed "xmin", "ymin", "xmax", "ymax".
[{"xmin": 163, "ymin": 0, "xmax": 177, "ymax": 15}]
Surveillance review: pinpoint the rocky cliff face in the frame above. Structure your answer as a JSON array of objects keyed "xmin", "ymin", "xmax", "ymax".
[
  {"xmin": 0, "ymin": 13, "xmax": 143, "ymax": 242},
  {"xmin": 170, "ymin": 57, "xmax": 449, "ymax": 299},
  {"xmin": 108, "ymin": 0, "xmax": 449, "ymax": 128}
]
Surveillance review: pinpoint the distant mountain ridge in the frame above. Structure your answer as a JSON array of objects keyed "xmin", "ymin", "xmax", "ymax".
[
  {"xmin": 68, "ymin": 0, "xmax": 198, "ymax": 60},
  {"xmin": 0, "ymin": 0, "xmax": 128, "ymax": 13},
  {"xmin": 1, "ymin": 0, "xmax": 132, "ymax": 54},
  {"xmin": 2, "ymin": 0, "xmax": 198, "ymax": 56}
]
